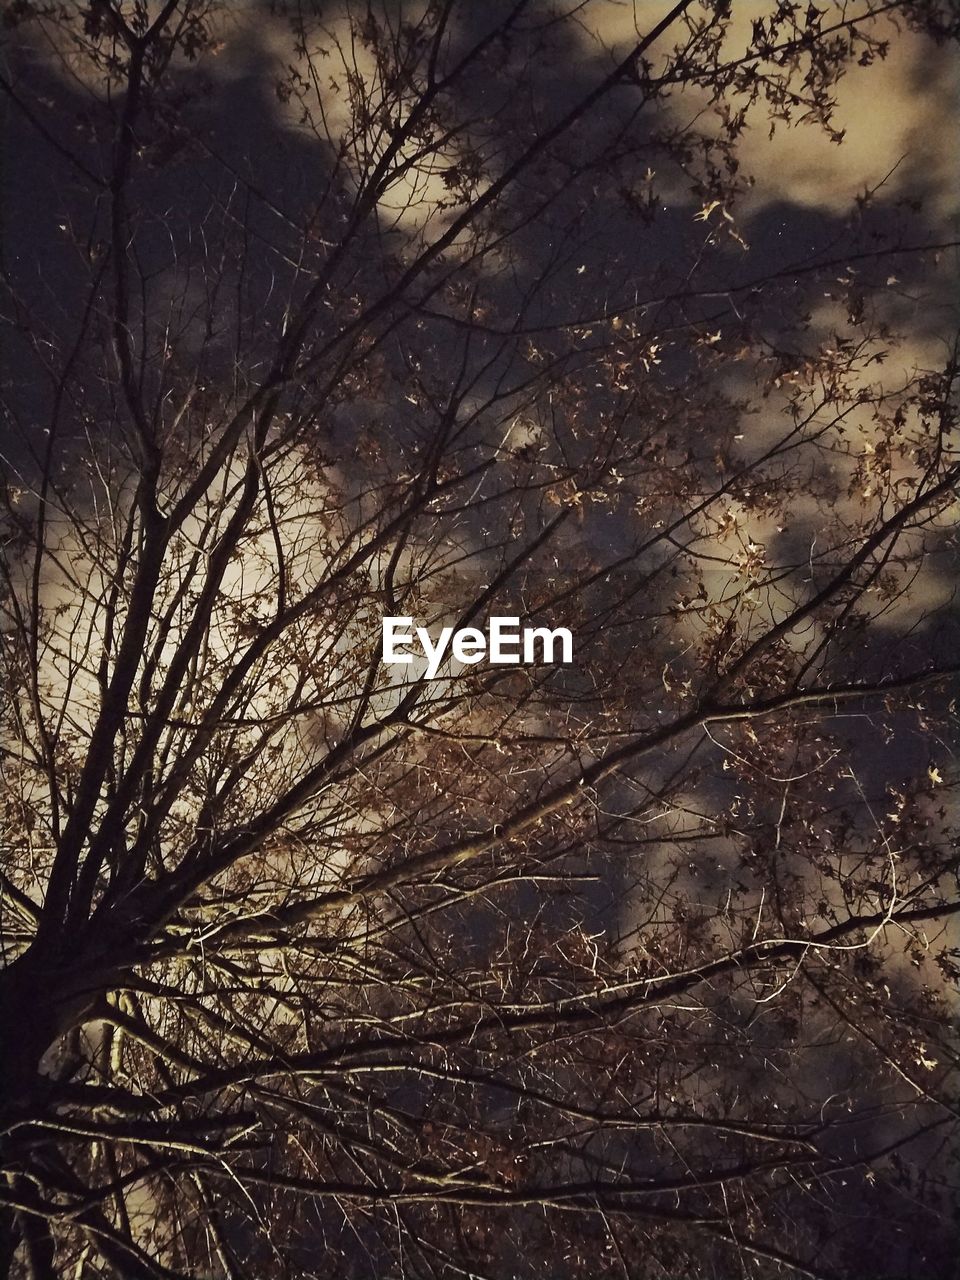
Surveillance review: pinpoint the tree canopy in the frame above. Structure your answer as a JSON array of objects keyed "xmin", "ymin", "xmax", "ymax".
[{"xmin": 1, "ymin": 2, "xmax": 959, "ymax": 1276}]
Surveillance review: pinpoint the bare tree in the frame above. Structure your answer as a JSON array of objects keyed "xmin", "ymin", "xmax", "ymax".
[{"xmin": 1, "ymin": 2, "xmax": 959, "ymax": 1276}]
